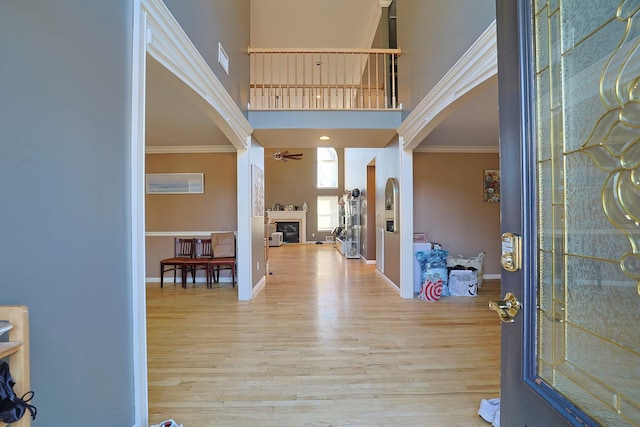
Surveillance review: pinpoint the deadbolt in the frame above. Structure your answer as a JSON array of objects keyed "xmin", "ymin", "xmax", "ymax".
[
  {"xmin": 489, "ymin": 292, "xmax": 522, "ymax": 323},
  {"xmin": 501, "ymin": 233, "xmax": 522, "ymax": 272}
]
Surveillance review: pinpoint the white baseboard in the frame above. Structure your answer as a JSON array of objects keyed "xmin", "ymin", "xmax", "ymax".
[
  {"xmin": 252, "ymin": 276, "xmax": 266, "ymax": 297},
  {"xmin": 375, "ymin": 269, "xmax": 400, "ymax": 294}
]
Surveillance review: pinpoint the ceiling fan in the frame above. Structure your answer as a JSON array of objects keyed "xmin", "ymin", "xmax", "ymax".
[{"xmin": 268, "ymin": 148, "xmax": 303, "ymax": 162}]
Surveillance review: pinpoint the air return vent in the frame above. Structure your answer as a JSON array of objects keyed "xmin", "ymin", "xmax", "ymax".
[{"xmin": 146, "ymin": 173, "xmax": 204, "ymax": 194}]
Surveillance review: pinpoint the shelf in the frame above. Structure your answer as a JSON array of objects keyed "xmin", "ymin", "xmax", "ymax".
[
  {"xmin": 336, "ymin": 195, "xmax": 360, "ymax": 259},
  {"xmin": 0, "ymin": 341, "xmax": 23, "ymax": 359},
  {"xmin": 0, "ymin": 306, "xmax": 31, "ymax": 427}
]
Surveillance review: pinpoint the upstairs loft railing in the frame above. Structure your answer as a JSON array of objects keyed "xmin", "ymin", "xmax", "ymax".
[{"xmin": 248, "ymin": 47, "xmax": 401, "ymax": 110}]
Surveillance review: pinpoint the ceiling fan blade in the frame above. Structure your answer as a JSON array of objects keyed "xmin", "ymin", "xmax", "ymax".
[
  {"xmin": 280, "ymin": 150, "xmax": 289, "ymax": 156},
  {"xmin": 285, "ymin": 156, "xmax": 302, "ymax": 160},
  {"xmin": 285, "ymin": 153, "xmax": 303, "ymax": 157}
]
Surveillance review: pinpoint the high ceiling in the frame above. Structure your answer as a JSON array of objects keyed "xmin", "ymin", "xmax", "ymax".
[{"xmin": 145, "ymin": 1, "xmax": 498, "ymax": 151}]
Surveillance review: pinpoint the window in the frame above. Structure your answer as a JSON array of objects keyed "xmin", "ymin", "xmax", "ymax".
[
  {"xmin": 317, "ymin": 147, "xmax": 338, "ymax": 188},
  {"xmin": 317, "ymin": 195, "xmax": 338, "ymax": 231}
]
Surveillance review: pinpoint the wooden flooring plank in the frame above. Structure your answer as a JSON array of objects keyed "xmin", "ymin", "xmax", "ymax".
[{"xmin": 147, "ymin": 244, "xmax": 501, "ymax": 426}]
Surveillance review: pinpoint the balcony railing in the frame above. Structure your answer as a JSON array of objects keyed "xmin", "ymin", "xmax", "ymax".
[{"xmin": 248, "ymin": 47, "xmax": 401, "ymax": 110}]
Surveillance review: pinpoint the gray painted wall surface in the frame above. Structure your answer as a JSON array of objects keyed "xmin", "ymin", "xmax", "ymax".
[
  {"xmin": 396, "ymin": 0, "xmax": 495, "ymax": 114},
  {"xmin": 344, "ymin": 148, "xmax": 378, "ymax": 260},
  {"xmin": 164, "ymin": 0, "xmax": 251, "ymax": 115},
  {"xmin": 250, "ymin": 138, "xmax": 266, "ymax": 288},
  {"xmin": 343, "ymin": 141, "xmax": 401, "ymax": 286},
  {"xmin": 0, "ymin": 1, "xmax": 134, "ymax": 425}
]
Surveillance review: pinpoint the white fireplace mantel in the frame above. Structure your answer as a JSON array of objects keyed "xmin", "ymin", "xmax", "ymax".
[{"xmin": 267, "ymin": 210, "xmax": 307, "ymax": 243}]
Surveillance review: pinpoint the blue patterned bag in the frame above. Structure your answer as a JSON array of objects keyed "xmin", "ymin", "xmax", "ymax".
[{"xmin": 415, "ymin": 249, "xmax": 450, "ymax": 297}]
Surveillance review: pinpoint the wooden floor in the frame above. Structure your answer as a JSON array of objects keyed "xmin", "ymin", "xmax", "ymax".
[{"xmin": 147, "ymin": 244, "xmax": 501, "ymax": 426}]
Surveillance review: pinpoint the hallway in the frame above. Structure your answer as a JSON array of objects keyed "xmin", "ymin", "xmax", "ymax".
[{"xmin": 147, "ymin": 244, "xmax": 500, "ymax": 426}]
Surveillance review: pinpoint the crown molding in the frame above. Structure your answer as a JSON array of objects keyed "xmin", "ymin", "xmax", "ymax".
[
  {"xmin": 398, "ymin": 20, "xmax": 497, "ymax": 151},
  {"xmin": 414, "ymin": 145, "xmax": 498, "ymax": 154},
  {"xmin": 142, "ymin": 0, "xmax": 252, "ymax": 150},
  {"xmin": 379, "ymin": 0, "xmax": 393, "ymax": 7},
  {"xmin": 146, "ymin": 145, "xmax": 237, "ymax": 154}
]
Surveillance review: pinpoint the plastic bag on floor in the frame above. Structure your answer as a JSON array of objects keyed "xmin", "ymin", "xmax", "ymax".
[
  {"xmin": 448, "ymin": 269, "xmax": 478, "ymax": 296},
  {"xmin": 416, "ymin": 249, "xmax": 449, "ymax": 297}
]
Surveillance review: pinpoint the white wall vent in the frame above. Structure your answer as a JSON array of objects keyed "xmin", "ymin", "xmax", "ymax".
[
  {"xmin": 218, "ymin": 42, "xmax": 229, "ymax": 75},
  {"xmin": 146, "ymin": 173, "xmax": 204, "ymax": 194}
]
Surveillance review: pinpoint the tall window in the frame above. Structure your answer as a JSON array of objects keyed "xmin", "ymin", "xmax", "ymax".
[
  {"xmin": 317, "ymin": 147, "xmax": 338, "ymax": 188},
  {"xmin": 317, "ymin": 195, "xmax": 338, "ymax": 231}
]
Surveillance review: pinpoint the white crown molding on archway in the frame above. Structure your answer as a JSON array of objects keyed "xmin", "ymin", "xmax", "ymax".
[
  {"xmin": 142, "ymin": 0, "xmax": 252, "ymax": 150},
  {"xmin": 414, "ymin": 145, "xmax": 499, "ymax": 154},
  {"xmin": 146, "ymin": 145, "xmax": 238, "ymax": 154},
  {"xmin": 398, "ymin": 20, "xmax": 497, "ymax": 150}
]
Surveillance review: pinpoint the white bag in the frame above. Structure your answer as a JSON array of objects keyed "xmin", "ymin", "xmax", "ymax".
[
  {"xmin": 448, "ymin": 269, "xmax": 478, "ymax": 296},
  {"xmin": 447, "ymin": 252, "xmax": 485, "ymax": 287}
]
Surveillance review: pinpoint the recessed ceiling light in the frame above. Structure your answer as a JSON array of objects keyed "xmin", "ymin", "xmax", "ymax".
[{"xmin": 319, "ymin": 136, "xmax": 331, "ymax": 141}]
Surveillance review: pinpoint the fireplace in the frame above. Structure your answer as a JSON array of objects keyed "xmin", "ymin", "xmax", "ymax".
[
  {"xmin": 276, "ymin": 221, "xmax": 300, "ymax": 243},
  {"xmin": 266, "ymin": 210, "xmax": 307, "ymax": 243}
]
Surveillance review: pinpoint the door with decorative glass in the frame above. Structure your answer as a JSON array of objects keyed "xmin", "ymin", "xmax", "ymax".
[{"xmin": 496, "ymin": 0, "xmax": 640, "ymax": 425}]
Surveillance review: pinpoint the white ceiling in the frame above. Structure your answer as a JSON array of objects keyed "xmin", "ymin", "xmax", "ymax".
[
  {"xmin": 145, "ymin": 1, "xmax": 498, "ymax": 151},
  {"xmin": 250, "ymin": 0, "xmax": 382, "ymax": 49}
]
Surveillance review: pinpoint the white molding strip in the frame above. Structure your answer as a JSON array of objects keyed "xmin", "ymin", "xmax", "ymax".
[
  {"xmin": 146, "ymin": 145, "xmax": 237, "ymax": 154},
  {"xmin": 146, "ymin": 231, "xmax": 236, "ymax": 237},
  {"xmin": 131, "ymin": 1, "xmax": 149, "ymax": 425},
  {"xmin": 398, "ymin": 20, "xmax": 497, "ymax": 150},
  {"xmin": 252, "ymin": 276, "xmax": 266, "ymax": 298},
  {"xmin": 483, "ymin": 274, "xmax": 501, "ymax": 280},
  {"xmin": 376, "ymin": 269, "xmax": 401, "ymax": 294},
  {"xmin": 142, "ymin": 0, "xmax": 252, "ymax": 150},
  {"xmin": 414, "ymin": 145, "xmax": 499, "ymax": 154}
]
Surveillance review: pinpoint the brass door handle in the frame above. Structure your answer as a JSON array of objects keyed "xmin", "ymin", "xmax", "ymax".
[{"xmin": 489, "ymin": 292, "xmax": 521, "ymax": 323}]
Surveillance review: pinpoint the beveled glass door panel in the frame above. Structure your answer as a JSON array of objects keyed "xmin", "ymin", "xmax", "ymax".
[{"xmin": 534, "ymin": 1, "xmax": 640, "ymax": 425}]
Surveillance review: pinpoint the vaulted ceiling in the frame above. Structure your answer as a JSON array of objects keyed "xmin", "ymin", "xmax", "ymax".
[{"xmin": 145, "ymin": 1, "xmax": 498, "ymax": 151}]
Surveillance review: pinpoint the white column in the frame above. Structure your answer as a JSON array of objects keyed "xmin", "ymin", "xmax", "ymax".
[{"xmin": 399, "ymin": 141, "xmax": 414, "ymax": 299}]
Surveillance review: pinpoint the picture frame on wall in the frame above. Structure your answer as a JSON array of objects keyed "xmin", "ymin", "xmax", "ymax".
[
  {"xmin": 483, "ymin": 169, "xmax": 500, "ymax": 202},
  {"xmin": 252, "ymin": 165, "xmax": 264, "ymax": 217}
]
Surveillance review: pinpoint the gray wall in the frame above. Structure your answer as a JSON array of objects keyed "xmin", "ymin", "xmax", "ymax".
[
  {"xmin": 396, "ymin": 0, "xmax": 495, "ymax": 114},
  {"xmin": 0, "ymin": 1, "xmax": 134, "ymax": 425},
  {"xmin": 344, "ymin": 143, "xmax": 401, "ymax": 287},
  {"xmin": 250, "ymin": 138, "xmax": 267, "ymax": 288},
  {"xmin": 414, "ymin": 152, "xmax": 501, "ymax": 275},
  {"xmin": 164, "ymin": 0, "xmax": 251, "ymax": 115},
  {"xmin": 344, "ymin": 148, "xmax": 378, "ymax": 261}
]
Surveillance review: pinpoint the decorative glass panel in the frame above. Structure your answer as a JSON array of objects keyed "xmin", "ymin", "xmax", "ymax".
[{"xmin": 534, "ymin": 1, "xmax": 640, "ymax": 425}]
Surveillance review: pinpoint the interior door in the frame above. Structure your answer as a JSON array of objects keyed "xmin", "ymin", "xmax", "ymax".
[{"xmin": 496, "ymin": 1, "xmax": 640, "ymax": 426}]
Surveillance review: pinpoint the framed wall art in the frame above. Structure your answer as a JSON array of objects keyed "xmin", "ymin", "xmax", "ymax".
[
  {"xmin": 252, "ymin": 165, "xmax": 264, "ymax": 217},
  {"xmin": 483, "ymin": 169, "xmax": 500, "ymax": 202}
]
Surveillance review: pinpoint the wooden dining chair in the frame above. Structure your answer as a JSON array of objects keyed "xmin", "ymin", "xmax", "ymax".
[
  {"xmin": 160, "ymin": 238, "xmax": 194, "ymax": 288},
  {"xmin": 211, "ymin": 232, "xmax": 236, "ymax": 287},
  {"xmin": 183, "ymin": 238, "xmax": 214, "ymax": 288}
]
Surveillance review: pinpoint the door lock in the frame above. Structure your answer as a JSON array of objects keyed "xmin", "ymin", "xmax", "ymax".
[
  {"xmin": 501, "ymin": 232, "xmax": 522, "ymax": 272},
  {"xmin": 489, "ymin": 292, "xmax": 522, "ymax": 323}
]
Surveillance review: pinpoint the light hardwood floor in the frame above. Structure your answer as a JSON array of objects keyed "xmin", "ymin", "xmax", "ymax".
[{"xmin": 147, "ymin": 244, "xmax": 501, "ymax": 426}]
